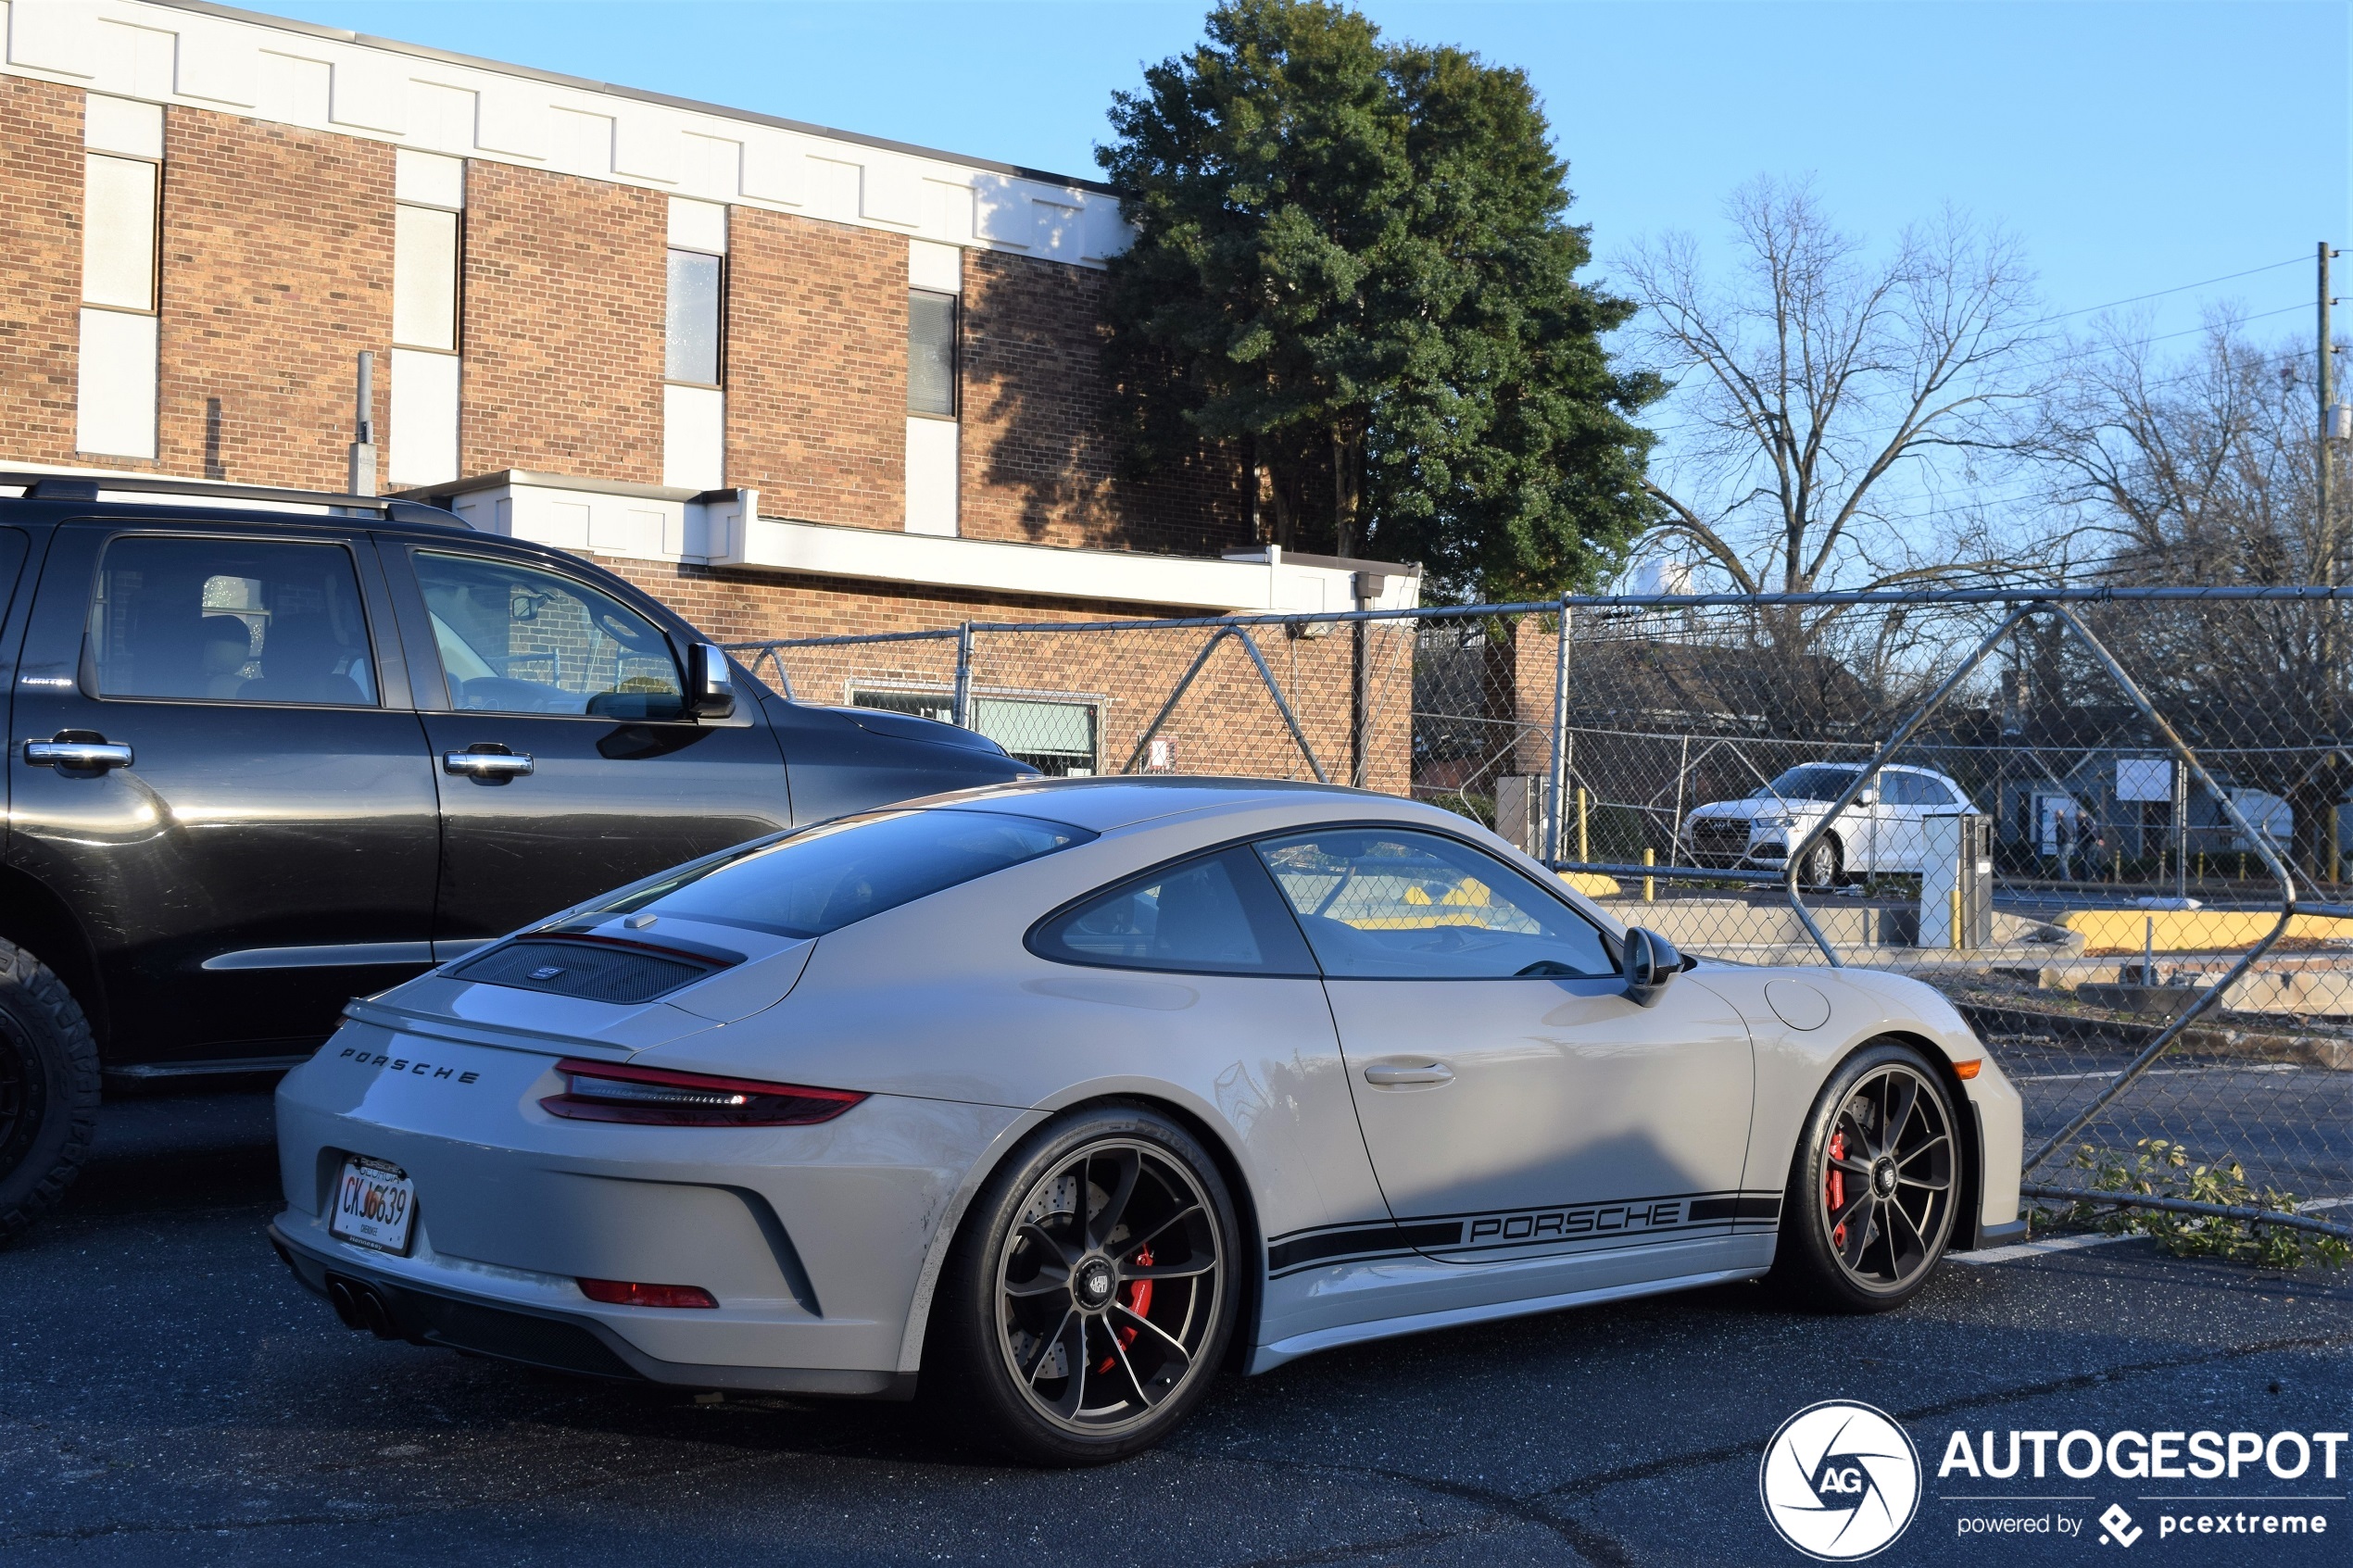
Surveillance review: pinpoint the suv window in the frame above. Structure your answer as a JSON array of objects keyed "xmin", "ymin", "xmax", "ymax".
[
  {"xmin": 1256, "ymin": 829, "xmax": 1616, "ymax": 980},
  {"xmin": 1029, "ymin": 847, "xmax": 1316, "ymax": 976},
  {"xmin": 415, "ymin": 551, "xmax": 684, "ymax": 718},
  {"xmin": 90, "ymin": 535, "xmax": 378, "ymax": 705}
]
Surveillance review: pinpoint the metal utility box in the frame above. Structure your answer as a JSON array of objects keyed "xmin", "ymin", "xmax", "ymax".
[{"xmin": 1919, "ymin": 813, "xmax": 1994, "ymax": 949}]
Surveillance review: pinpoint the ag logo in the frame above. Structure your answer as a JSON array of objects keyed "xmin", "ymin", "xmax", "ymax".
[{"xmin": 1759, "ymin": 1400, "xmax": 1921, "ymax": 1561}]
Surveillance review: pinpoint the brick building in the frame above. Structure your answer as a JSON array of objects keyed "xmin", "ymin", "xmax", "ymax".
[{"xmin": 0, "ymin": 0, "xmax": 1419, "ymax": 780}]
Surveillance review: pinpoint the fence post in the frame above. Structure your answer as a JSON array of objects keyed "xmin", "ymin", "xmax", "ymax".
[
  {"xmin": 952, "ymin": 621, "xmax": 973, "ymax": 729},
  {"xmin": 1543, "ymin": 597, "xmax": 1571, "ymax": 862}
]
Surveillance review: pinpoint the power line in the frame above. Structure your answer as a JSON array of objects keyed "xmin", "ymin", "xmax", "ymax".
[{"xmin": 2025, "ymin": 255, "xmax": 2308, "ymax": 327}]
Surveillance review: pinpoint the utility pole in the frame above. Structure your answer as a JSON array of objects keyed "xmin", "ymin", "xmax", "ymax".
[{"xmin": 2325, "ymin": 245, "xmax": 2345, "ymax": 882}]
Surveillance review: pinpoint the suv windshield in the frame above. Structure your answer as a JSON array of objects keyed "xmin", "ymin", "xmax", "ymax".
[
  {"xmin": 595, "ymin": 809, "xmax": 1093, "ymax": 938},
  {"xmin": 1755, "ymin": 766, "xmax": 1864, "ymax": 802}
]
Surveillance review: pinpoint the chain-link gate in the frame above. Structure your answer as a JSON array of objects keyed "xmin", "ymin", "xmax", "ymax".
[{"xmin": 731, "ymin": 586, "xmax": 2353, "ymax": 1253}]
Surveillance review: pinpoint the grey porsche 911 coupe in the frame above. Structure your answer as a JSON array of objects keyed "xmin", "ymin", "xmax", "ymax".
[{"xmin": 271, "ymin": 778, "xmax": 2024, "ymax": 1464}]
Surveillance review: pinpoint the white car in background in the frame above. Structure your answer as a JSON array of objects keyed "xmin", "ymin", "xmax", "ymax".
[
  {"xmin": 1680, "ymin": 763, "xmax": 1980, "ymax": 885},
  {"xmin": 271, "ymin": 779, "xmax": 2020, "ymax": 1465}
]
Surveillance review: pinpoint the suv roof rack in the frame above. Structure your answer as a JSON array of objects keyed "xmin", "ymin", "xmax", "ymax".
[{"xmin": 0, "ymin": 471, "xmax": 470, "ymax": 529}]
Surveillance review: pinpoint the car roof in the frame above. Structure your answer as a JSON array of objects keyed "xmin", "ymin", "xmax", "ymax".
[{"xmin": 918, "ymin": 776, "xmax": 1447, "ymax": 834}]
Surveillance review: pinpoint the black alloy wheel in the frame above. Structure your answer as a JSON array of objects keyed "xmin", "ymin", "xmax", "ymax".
[
  {"xmin": 925, "ymin": 1107, "xmax": 1238, "ymax": 1464},
  {"xmin": 1772, "ymin": 1042, "xmax": 1958, "ymax": 1311},
  {"xmin": 0, "ymin": 939, "xmax": 100, "ymax": 1246}
]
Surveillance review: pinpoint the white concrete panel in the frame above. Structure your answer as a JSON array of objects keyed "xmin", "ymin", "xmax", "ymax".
[
  {"xmin": 592, "ymin": 505, "xmax": 665, "ymax": 558},
  {"xmin": 1080, "ymin": 198, "xmax": 1131, "ymax": 264},
  {"xmin": 971, "ymin": 174, "xmax": 1033, "ymax": 247},
  {"xmin": 805, "ymin": 157, "xmax": 861, "ymax": 220},
  {"xmin": 612, "ymin": 114, "xmax": 676, "ymax": 182},
  {"xmin": 679, "ymin": 133, "xmax": 740, "ymax": 201},
  {"xmin": 547, "ymin": 107, "xmax": 612, "ymax": 176},
  {"xmin": 908, "ymin": 239, "xmax": 961, "ymax": 295},
  {"xmin": 82, "ymin": 154, "xmax": 157, "ymax": 309},
  {"xmin": 740, "ymin": 132, "xmax": 803, "ymax": 205},
  {"xmin": 406, "ymin": 80, "xmax": 475, "ymax": 155},
  {"xmin": 537, "ymin": 499, "xmax": 589, "ymax": 549},
  {"xmin": 82, "ymin": 94, "xmax": 162, "ymax": 157},
  {"xmin": 904, "ymin": 416, "xmax": 959, "ymax": 537},
  {"xmin": 76, "ymin": 307, "xmax": 157, "ymax": 458},
  {"xmin": 387, "ymin": 346, "xmax": 459, "ymax": 488},
  {"xmin": 923, "ymin": 179, "xmax": 975, "ymax": 245},
  {"xmin": 1030, "ymin": 196, "xmax": 1082, "ymax": 260},
  {"xmin": 860, "ymin": 159, "xmax": 918, "ymax": 227},
  {"xmin": 473, "ymin": 84, "xmax": 544, "ymax": 158},
  {"xmin": 667, "ymin": 195, "xmax": 727, "ymax": 256},
  {"xmin": 257, "ymin": 52, "xmax": 331, "ymax": 126},
  {"xmin": 95, "ymin": 19, "xmax": 172, "ymax": 100},
  {"xmin": 174, "ymin": 21, "xmax": 255, "ymax": 107},
  {"xmin": 329, "ymin": 56, "xmax": 403, "ymax": 132},
  {"xmin": 395, "ymin": 148, "xmax": 465, "ymax": 209},
  {"xmin": 7, "ymin": 0, "xmax": 94, "ymax": 75},
  {"xmin": 663, "ymin": 384, "xmax": 725, "ymax": 493}
]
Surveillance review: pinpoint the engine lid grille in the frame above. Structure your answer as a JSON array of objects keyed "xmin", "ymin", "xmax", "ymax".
[{"xmin": 452, "ymin": 938, "xmax": 724, "ymax": 1005}]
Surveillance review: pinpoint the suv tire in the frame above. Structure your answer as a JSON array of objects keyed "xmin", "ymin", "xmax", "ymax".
[
  {"xmin": 922, "ymin": 1104, "xmax": 1239, "ymax": 1465},
  {"xmin": 0, "ymin": 941, "xmax": 100, "ymax": 1245}
]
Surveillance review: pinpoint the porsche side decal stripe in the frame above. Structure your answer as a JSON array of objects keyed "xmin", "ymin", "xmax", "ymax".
[{"xmin": 1265, "ymin": 1191, "xmax": 1783, "ymax": 1277}]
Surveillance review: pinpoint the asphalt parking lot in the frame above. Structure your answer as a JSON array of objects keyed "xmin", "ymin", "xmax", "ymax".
[{"xmin": 5, "ymin": 1089, "xmax": 2349, "ymax": 1568}]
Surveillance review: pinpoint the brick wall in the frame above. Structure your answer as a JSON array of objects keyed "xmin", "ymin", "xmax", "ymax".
[
  {"xmin": 0, "ymin": 78, "xmax": 83, "ymax": 467},
  {"xmin": 158, "ymin": 110, "xmax": 392, "ymax": 488},
  {"xmin": 724, "ymin": 207, "xmax": 906, "ymax": 527},
  {"xmin": 960, "ymin": 248, "xmax": 1251, "ymax": 557},
  {"xmin": 459, "ymin": 160, "xmax": 665, "ymax": 484}
]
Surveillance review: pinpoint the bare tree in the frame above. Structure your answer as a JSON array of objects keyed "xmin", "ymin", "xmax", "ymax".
[
  {"xmin": 1619, "ymin": 178, "xmax": 2048, "ymax": 646},
  {"xmin": 2033, "ymin": 313, "xmax": 2352, "ymax": 879}
]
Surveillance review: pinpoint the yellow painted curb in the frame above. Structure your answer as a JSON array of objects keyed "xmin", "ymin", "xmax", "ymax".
[
  {"xmin": 2060, "ymin": 908, "xmax": 2353, "ymax": 954},
  {"xmin": 1558, "ymin": 871, "xmax": 1622, "ymax": 897}
]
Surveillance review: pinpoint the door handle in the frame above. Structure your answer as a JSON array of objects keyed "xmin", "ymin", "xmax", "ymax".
[
  {"xmin": 443, "ymin": 749, "xmax": 535, "ymax": 779},
  {"xmin": 1362, "ymin": 1061, "xmax": 1454, "ymax": 1087},
  {"xmin": 23, "ymin": 739, "xmax": 133, "ymax": 770}
]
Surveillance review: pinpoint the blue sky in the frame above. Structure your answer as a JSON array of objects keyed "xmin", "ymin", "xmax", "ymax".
[{"xmin": 261, "ymin": 1, "xmax": 2349, "ymax": 345}]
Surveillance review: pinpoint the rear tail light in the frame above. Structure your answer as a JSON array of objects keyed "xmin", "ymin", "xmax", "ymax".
[
  {"xmin": 578, "ymin": 1278, "xmax": 719, "ymax": 1310},
  {"xmin": 543, "ymin": 1058, "xmax": 866, "ymax": 1127}
]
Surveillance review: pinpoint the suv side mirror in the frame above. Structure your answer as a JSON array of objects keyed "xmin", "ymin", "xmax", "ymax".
[
  {"xmin": 1623, "ymin": 927, "xmax": 1681, "ymax": 1008},
  {"xmin": 1854, "ymin": 786, "xmax": 1879, "ymax": 808},
  {"xmin": 685, "ymin": 642, "xmax": 736, "ymax": 720}
]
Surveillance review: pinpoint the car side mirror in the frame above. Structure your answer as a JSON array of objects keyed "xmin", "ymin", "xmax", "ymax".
[
  {"xmin": 685, "ymin": 642, "xmax": 736, "ymax": 720},
  {"xmin": 1854, "ymin": 787, "xmax": 1878, "ymax": 808},
  {"xmin": 1623, "ymin": 927, "xmax": 1681, "ymax": 1008}
]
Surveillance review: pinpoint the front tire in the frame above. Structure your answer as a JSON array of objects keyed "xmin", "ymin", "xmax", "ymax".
[
  {"xmin": 1770, "ymin": 1042, "xmax": 1959, "ymax": 1312},
  {"xmin": 1797, "ymin": 835, "xmax": 1842, "ymax": 891},
  {"xmin": 0, "ymin": 941, "xmax": 100, "ymax": 1246},
  {"xmin": 924, "ymin": 1105, "xmax": 1239, "ymax": 1465}
]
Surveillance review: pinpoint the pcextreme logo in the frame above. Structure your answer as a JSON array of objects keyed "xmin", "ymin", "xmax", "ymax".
[{"xmin": 1760, "ymin": 1400, "xmax": 1923, "ymax": 1561}]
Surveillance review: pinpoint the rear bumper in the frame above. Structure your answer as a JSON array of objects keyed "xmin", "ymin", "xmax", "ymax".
[{"xmin": 270, "ymin": 1223, "xmax": 914, "ymax": 1398}]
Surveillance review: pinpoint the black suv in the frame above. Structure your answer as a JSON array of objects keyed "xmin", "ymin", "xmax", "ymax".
[{"xmin": 0, "ymin": 475, "xmax": 1032, "ymax": 1240}]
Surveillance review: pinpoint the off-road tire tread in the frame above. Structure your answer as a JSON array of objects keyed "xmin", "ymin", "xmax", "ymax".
[{"xmin": 0, "ymin": 940, "xmax": 100, "ymax": 1247}]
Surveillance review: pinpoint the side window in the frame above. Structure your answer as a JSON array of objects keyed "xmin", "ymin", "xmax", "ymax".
[
  {"xmin": 1029, "ymin": 847, "xmax": 1316, "ymax": 976},
  {"xmin": 90, "ymin": 535, "xmax": 378, "ymax": 706},
  {"xmin": 413, "ymin": 552, "xmax": 684, "ymax": 719},
  {"xmin": 1256, "ymin": 829, "xmax": 1617, "ymax": 980},
  {"xmin": 1885, "ymin": 773, "xmax": 1940, "ymax": 808}
]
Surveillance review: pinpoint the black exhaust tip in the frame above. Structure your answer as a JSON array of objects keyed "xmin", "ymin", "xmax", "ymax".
[
  {"xmin": 325, "ymin": 1276, "xmax": 367, "ymax": 1330},
  {"xmin": 324, "ymin": 1272, "xmax": 404, "ymax": 1338}
]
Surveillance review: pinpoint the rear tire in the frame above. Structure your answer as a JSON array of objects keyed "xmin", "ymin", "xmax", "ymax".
[
  {"xmin": 0, "ymin": 941, "xmax": 100, "ymax": 1246},
  {"xmin": 922, "ymin": 1105, "xmax": 1239, "ymax": 1466},
  {"xmin": 1769, "ymin": 1041, "xmax": 1959, "ymax": 1312}
]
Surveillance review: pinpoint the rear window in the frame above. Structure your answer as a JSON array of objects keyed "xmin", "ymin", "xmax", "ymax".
[{"xmin": 598, "ymin": 809, "xmax": 1094, "ymax": 938}]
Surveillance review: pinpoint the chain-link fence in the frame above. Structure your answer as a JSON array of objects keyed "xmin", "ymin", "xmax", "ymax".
[{"xmin": 732, "ymin": 586, "xmax": 2353, "ymax": 1248}]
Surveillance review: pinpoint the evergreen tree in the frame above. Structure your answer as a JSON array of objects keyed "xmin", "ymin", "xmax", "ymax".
[{"xmin": 1098, "ymin": 0, "xmax": 1658, "ymax": 601}]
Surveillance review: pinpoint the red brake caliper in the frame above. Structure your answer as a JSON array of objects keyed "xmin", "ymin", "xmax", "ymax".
[
  {"xmin": 1097, "ymin": 1244, "xmax": 1153, "ymax": 1374},
  {"xmin": 1827, "ymin": 1131, "xmax": 1848, "ymax": 1250}
]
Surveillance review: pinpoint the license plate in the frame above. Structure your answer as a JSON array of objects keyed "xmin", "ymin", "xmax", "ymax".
[{"xmin": 329, "ymin": 1156, "xmax": 416, "ymax": 1255}]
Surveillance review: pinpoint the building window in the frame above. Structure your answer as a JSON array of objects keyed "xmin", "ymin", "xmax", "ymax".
[
  {"xmin": 853, "ymin": 686, "xmax": 1099, "ymax": 776},
  {"xmin": 904, "ymin": 238, "xmax": 963, "ymax": 536},
  {"xmin": 907, "ymin": 289, "xmax": 957, "ymax": 417},
  {"xmin": 391, "ymin": 150, "xmax": 465, "ymax": 488},
  {"xmin": 663, "ymin": 197, "xmax": 728, "ymax": 493},
  {"xmin": 77, "ymin": 96, "xmax": 164, "ymax": 459}
]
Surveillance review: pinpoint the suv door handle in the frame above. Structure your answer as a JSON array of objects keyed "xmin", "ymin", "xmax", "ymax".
[
  {"xmin": 443, "ymin": 749, "xmax": 535, "ymax": 779},
  {"xmin": 23, "ymin": 738, "xmax": 133, "ymax": 770},
  {"xmin": 1362, "ymin": 1060, "xmax": 1454, "ymax": 1087}
]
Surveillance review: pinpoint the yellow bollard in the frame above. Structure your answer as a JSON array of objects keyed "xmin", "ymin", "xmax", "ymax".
[
  {"xmin": 1950, "ymin": 885, "xmax": 1963, "ymax": 952},
  {"xmin": 1577, "ymin": 787, "xmax": 1590, "ymax": 865},
  {"xmin": 1642, "ymin": 847, "xmax": 1655, "ymax": 903}
]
